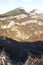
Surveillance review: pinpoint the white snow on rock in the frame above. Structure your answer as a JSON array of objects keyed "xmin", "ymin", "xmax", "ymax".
[
  {"xmin": 1, "ymin": 19, "xmax": 43, "ymax": 29},
  {"xmin": 7, "ymin": 21, "xmax": 15, "ymax": 28},
  {"xmin": 1, "ymin": 25, "xmax": 7, "ymax": 29},
  {"xmin": 34, "ymin": 30, "xmax": 43, "ymax": 36},
  {"xmin": 15, "ymin": 14, "xmax": 28, "ymax": 19},
  {"xmin": 1, "ymin": 21, "xmax": 15, "ymax": 29}
]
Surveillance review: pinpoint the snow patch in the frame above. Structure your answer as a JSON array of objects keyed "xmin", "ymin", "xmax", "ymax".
[
  {"xmin": 7, "ymin": 21, "xmax": 15, "ymax": 28},
  {"xmin": 15, "ymin": 14, "xmax": 28, "ymax": 19}
]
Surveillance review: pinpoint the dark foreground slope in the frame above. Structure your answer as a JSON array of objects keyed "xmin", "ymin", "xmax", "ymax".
[{"xmin": 0, "ymin": 36, "xmax": 43, "ymax": 65}]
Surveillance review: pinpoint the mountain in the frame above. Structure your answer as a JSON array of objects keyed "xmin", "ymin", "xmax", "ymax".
[
  {"xmin": 0, "ymin": 8, "xmax": 43, "ymax": 17},
  {"xmin": 0, "ymin": 8, "xmax": 43, "ymax": 42},
  {"xmin": 0, "ymin": 7, "xmax": 28, "ymax": 17},
  {"xmin": 0, "ymin": 8, "xmax": 43, "ymax": 65},
  {"xmin": 29, "ymin": 9, "xmax": 43, "ymax": 16}
]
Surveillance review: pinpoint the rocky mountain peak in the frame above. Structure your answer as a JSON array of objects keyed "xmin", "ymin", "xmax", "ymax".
[{"xmin": 29, "ymin": 9, "xmax": 43, "ymax": 16}]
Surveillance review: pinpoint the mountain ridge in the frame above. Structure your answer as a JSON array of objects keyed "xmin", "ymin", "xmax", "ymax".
[
  {"xmin": 0, "ymin": 7, "xmax": 28, "ymax": 17},
  {"xmin": 0, "ymin": 7, "xmax": 43, "ymax": 17}
]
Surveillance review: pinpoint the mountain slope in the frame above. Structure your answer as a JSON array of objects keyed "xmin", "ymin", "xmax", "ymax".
[
  {"xmin": 0, "ymin": 7, "xmax": 28, "ymax": 17},
  {"xmin": 0, "ymin": 8, "xmax": 43, "ymax": 41}
]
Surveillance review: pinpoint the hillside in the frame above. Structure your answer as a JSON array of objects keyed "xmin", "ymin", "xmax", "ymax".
[
  {"xmin": 0, "ymin": 7, "xmax": 43, "ymax": 65},
  {"xmin": 0, "ymin": 8, "xmax": 43, "ymax": 41}
]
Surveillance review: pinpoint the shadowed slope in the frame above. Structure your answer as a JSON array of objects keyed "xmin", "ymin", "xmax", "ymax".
[{"xmin": 0, "ymin": 36, "xmax": 43, "ymax": 64}]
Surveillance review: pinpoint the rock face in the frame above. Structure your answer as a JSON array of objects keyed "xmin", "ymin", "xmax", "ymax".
[{"xmin": 0, "ymin": 36, "xmax": 43, "ymax": 65}]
